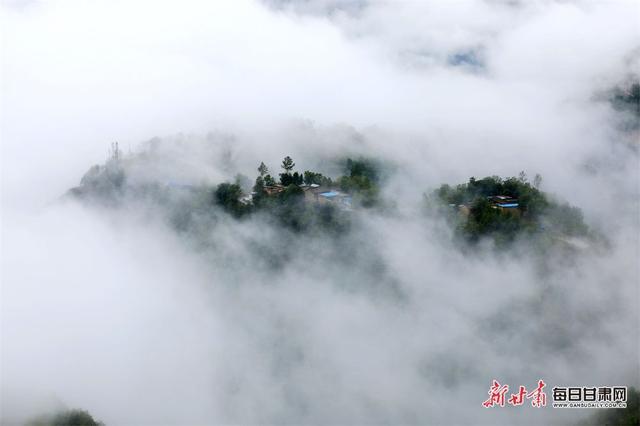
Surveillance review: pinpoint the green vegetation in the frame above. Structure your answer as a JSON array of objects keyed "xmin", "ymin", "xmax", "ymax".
[
  {"xmin": 214, "ymin": 182, "xmax": 248, "ymax": 218},
  {"xmin": 68, "ymin": 161, "xmax": 125, "ymax": 203},
  {"xmin": 581, "ymin": 387, "xmax": 639, "ymax": 426},
  {"xmin": 610, "ymin": 81, "xmax": 639, "ymax": 132},
  {"xmin": 303, "ymin": 170, "xmax": 332, "ymax": 186},
  {"xmin": 428, "ymin": 173, "xmax": 590, "ymax": 247},
  {"xmin": 211, "ymin": 155, "xmax": 384, "ymax": 233},
  {"xmin": 279, "ymin": 171, "xmax": 303, "ymax": 186},
  {"xmin": 280, "ymin": 155, "xmax": 295, "ymax": 173},
  {"xmin": 336, "ymin": 157, "xmax": 381, "ymax": 207},
  {"xmin": 66, "ymin": 143, "xmax": 127, "ymax": 204},
  {"xmin": 28, "ymin": 409, "xmax": 103, "ymax": 426},
  {"xmin": 257, "ymin": 161, "xmax": 269, "ymax": 177},
  {"xmin": 611, "ymin": 82, "xmax": 640, "ymax": 117},
  {"xmin": 69, "ymin": 146, "xmax": 594, "ymax": 252}
]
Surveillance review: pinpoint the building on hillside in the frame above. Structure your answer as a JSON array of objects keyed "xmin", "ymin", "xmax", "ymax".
[
  {"xmin": 451, "ymin": 196, "xmax": 520, "ymax": 217},
  {"xmin": 302, "ymin": 184, "xmax": 326, "ymax": 203},
  {"xmin": 318, "ymin": 190, "xmax": 352, "ymax": 209},
  {"xmin": 263, "ymin": 185, "xmax": 285, "ymax": 196},
  {"xmin": 488, "ymin": 195, "xmax": 520, "ymax": 216},
  {"xmin": 302, "ymin": 185, "xmax": 352, "ymax": 210}
]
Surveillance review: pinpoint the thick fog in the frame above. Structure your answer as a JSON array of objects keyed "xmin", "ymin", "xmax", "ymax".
[{"xmin": 1, "ymin": 1, "xmax": 639, "ymax": 425}]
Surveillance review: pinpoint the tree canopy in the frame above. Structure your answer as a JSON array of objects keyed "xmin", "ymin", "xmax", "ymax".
[
  {"xmin": 281, "ymin": 156, "xmax": 295, "ymax": 173},
  {"xmin": 214, "ymin": 182, "xmax": 247, "ymax": 217},
  {"xmin": 257, "ymin": 161, "xmax": 269, "ymax": 177},
  {"xmin": 428, "ymin": 174, "xmax": 590, "ymax": 247},
  {"xmin": 27, "ymin": 409, "xmax": 103, "ymax": 426}
]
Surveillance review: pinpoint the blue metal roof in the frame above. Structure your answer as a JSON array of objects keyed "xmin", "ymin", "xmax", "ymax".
[
  {"xmin": 498, "ymin": 203, "xmax": 519, "ymax": 208},
  {"xmin": 320, "ymin": 191, "xmax": 339, "ymax": 198}
]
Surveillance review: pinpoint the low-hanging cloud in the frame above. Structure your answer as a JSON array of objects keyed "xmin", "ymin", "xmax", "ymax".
[{"xmin": 1, "ymin": 0, "xmax": 639, "ymax": 425}]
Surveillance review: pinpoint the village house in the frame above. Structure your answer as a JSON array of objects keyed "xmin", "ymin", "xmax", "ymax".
[
  {"xmin": 263, "ymin": 185, "xmax": 285, "ymax": 196},
  {"xmin": 302, "ymin": 184, "xmax": 352, "ymax": 210},
  {"xmin": 488, "ymin": 195, "xmax": 520, "ymax": 216},
  {"xmin": 450, "ymin": 195, "xmax": 520, "ymax": 217}
]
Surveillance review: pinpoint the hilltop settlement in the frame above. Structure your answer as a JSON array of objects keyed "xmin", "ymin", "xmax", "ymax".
[{"xmin": 69, "ymin": 148, "xmax": 592, "ymax": 249}]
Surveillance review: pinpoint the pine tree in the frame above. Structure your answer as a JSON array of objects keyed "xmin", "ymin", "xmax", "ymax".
[
  {"xmin": 281, "ymin": 156, "xmax": 295, "ymax": 174},
  {"xmin": 258, "ymin": 162, "xmax": 269, "ymax": 177}
]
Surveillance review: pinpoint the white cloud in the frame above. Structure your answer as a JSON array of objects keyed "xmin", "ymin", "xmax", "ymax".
[{"xmin": 1, "ymin": 0, "xmax": 638, "ymax": 424}]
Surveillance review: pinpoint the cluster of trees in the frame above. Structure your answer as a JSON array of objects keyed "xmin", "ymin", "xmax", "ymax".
[
  {"xmin": 436, "ymin": 172, "xmax": 546, "ymax": 216},
  {"xmin": 212, "ymin": 155, "xmax": 383, "ymax": 232},
  {"xmin": 429, "ymin": 173, "xmax": 589, "ymax": 246},
  {"xmin": 67, "ymin": 143, "xmax": 126, "ymax": 204},
  {"xmin": 214, "ymin": 182, "xmax": 246, "ymax": 217},
  {"xmin": 336, "ymin": 158, "xmax": 381, "ymax": 207},
  {"xmin": 582, "ymin": 387, "xmax": 639, "ymax": 425},
  {"xmin": 611, "ymin": 81, "xmax": 640, "ymax": 133},
  {"xmin": 611, "ymin": 81, "xmax": 640, "ymax": 116},
  {"xmin": 68, "ymin": 148, "xmax": 383, "ymax": 235},
  {"xmin": 252, "ymin": 156, "xmax": 333, "ymax": 191},
  {"xmin": 27, "ymin": 409, "xmax": 103, "ymax": 426},
  {"xmin": 213, "ymin": 156, "xmax": 345, "ymax": 232}
]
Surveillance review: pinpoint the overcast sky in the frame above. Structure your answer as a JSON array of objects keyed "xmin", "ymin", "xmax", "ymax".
[
  {"xmin": 2, "ymin": 0, "xmax": 638, "ymax": 210},
  {"xmin": 1, "ymin": 1, "xmax": 639, "ymax": 425}
]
